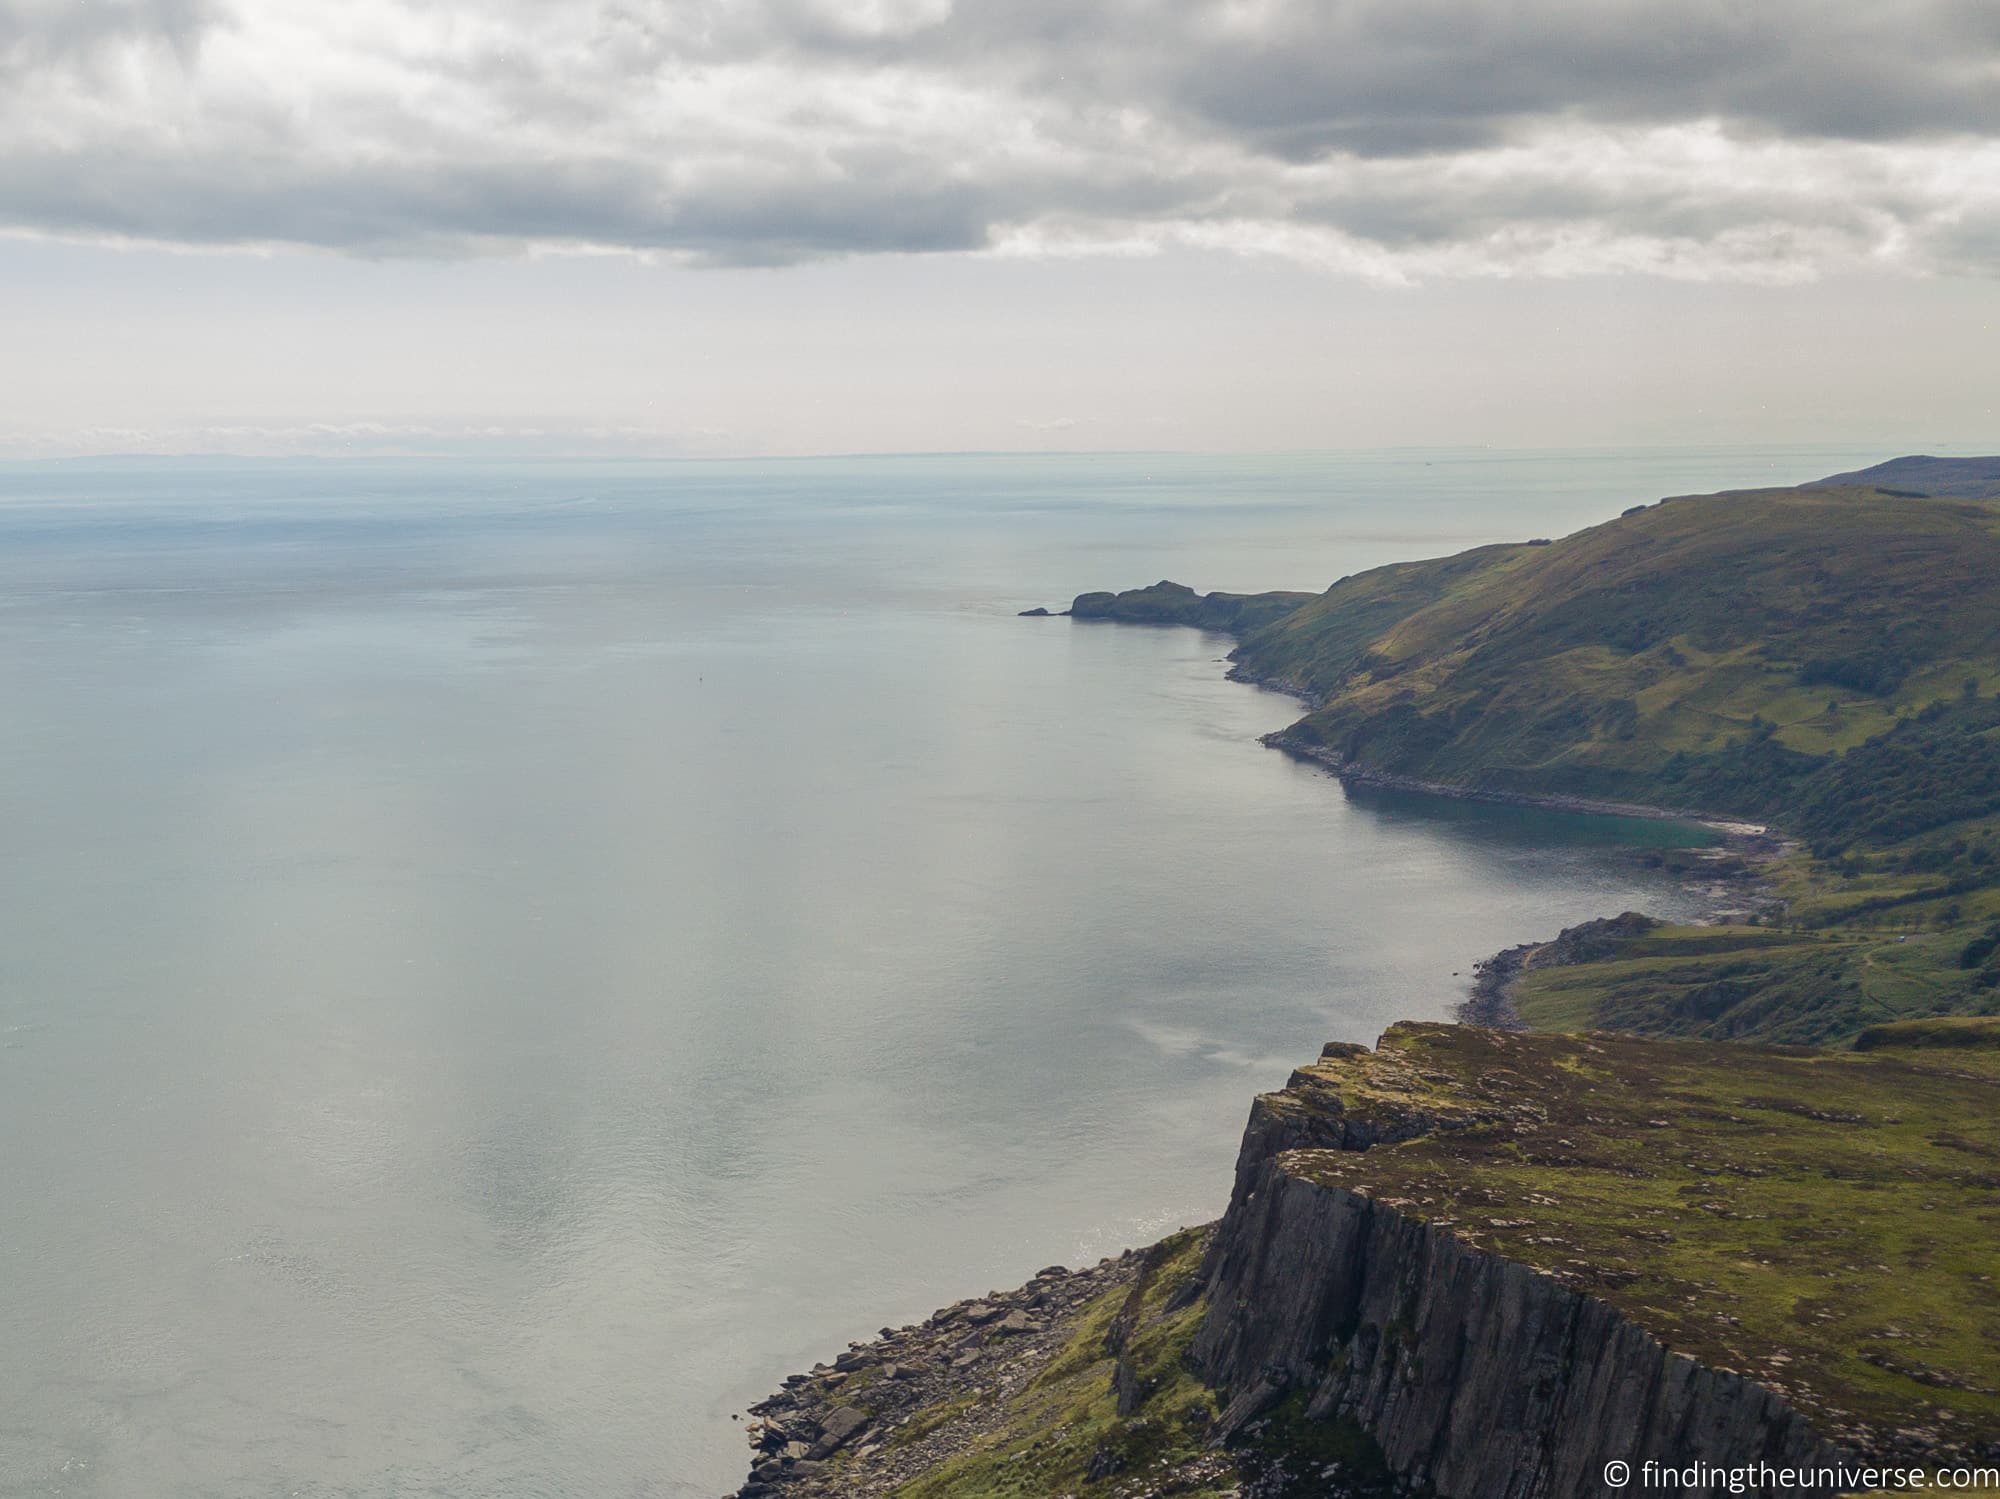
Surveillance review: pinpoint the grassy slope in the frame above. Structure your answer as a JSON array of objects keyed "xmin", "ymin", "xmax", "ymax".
[
  {"xmin": 1505, "ymin": 783, "xmax": 2000, "ymax": 1044},
  {"xmin": 1237, "ymin": 485, "xmax": 2000, "ymax": 809},
  {"xmin": 1816, "ymin": 455, "xmax": 2000, "ymax": 501},
  {"xmin": 1186, "ymin": 459, "xmax": 2000, "ymax": 1045},
  {"xmin": 885, "ymin": 1232, "xmax": 1227, "ymax": 1499}
]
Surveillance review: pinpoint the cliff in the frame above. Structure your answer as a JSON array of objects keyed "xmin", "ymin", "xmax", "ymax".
[
  {"xmin": 730, "ymin": 1024, "xmax": 2000, "ymax": 1498},
  {"xmin": 1194, "ymin": 1038, "xmax": 1844, "ymax": 1498},
  {"xmin": 1192, "ymin": 1025, "xmax": 2000, "ymax": 1489}
]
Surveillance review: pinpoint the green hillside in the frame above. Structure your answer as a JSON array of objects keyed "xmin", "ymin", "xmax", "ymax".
[
  {"xmin": 1233, "ymin": 482, "xmax": 2000, "ymax": 819},
  {"xmin": 1074, "ymin": 458, "xmax": 2000, "ymax": 1045}
]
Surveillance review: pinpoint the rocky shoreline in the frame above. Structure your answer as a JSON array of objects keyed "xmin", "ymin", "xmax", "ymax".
[
  {"xmin": 1260, "ymin": 730, "xmax": 1772, "ymax": 834},
  {"xmin": 728, "ymin": 1256, "xmax": 1148, "ymax": 1498},
  {"xmin": 1258, "ymin": 727, "xmax": 1791, "ymax": 1034},
  {"xmin": 1456, "ymin": 904, "xmax": 1763, "ymax": 1029},
  {"xmin": 1457, "ymin": 940, "xmax": 1534, "ymax": 1029}
]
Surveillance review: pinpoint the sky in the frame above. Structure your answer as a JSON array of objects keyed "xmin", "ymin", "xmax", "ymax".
[{"xmin": 2, "ymin": 0, "xmax": 1997, "ymax": 457}]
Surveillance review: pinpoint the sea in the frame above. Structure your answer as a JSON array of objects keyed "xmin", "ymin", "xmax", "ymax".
[{"xmin": 0, "ymin": 447, "xmax": 1907, "ymax": 1497}]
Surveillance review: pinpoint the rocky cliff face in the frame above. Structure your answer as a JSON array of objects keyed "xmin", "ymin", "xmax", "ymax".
[
  {"xmin": 729, "ymin": 1025, "xmax": 1997, "ymax": 1498},
  {"xmin": 1192, "ymin": 1115, "xmax": 1848, "ymax": 1498}
]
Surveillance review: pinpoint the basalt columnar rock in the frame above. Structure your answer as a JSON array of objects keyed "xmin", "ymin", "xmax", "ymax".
[
  {"xmin": 1193, "ymin": 1023, "xmax": 2000, "ymax": 1495},
  {"xmin": 1195, "ymin": 1035, "xmax": 1833, "ymax": 1497}
]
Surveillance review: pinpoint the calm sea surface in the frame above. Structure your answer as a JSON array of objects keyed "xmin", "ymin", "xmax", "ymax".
[{"xmin": 0, "ymin": 448, "xmax": 1897, "ymax": 1497}]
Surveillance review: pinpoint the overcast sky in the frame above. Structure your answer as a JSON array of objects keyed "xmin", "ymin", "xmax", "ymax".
[{"xmin": 2, "ymin": 0, "xmax": 1997, "ymax": 457}]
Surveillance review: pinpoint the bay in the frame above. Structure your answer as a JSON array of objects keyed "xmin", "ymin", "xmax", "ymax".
[{"xmin": 0, "ymin": 447, "xmax": 1890, "ymax": 1496}]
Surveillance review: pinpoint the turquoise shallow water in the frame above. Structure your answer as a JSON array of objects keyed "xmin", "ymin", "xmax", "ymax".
[{"xmin": 0, "ymin": 448, "xmax": 1893, "ymax": 1497}]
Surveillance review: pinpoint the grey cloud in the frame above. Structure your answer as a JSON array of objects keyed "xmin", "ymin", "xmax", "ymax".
[
  {"xmin": 0, "ymin": 0, "xmax": 211, "ymax": 77},
  {"xmin": 0, "ymin": 149, "xmax": 995, "ymax": 261},
  {"xmin": 594, "ymin": 1, "xmax": 2000, "ymax": 150},
  {"xmin": 0, "ymin": 0, "xmax": 1995, "ymax": 277},
  {"xmin": 1932, "ymin": 206, "xmax": 2000, "ymax": 277}
]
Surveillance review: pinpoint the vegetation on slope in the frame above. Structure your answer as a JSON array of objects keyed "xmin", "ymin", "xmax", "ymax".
[
  {"xmin": 874, "ymin": 1228, "xmax": 1405, "ymax": 1499},
  {"xmin": 1075, "ymin": 462, "xmax": 2000, "ymax": 852},
  {"xmin": 884, "ymin": 1231, "xmax": 1233, "ymax": 1499},
  {"xmin": 1815, "ymin": 455, "xmax": 2000, "ymax": 501},
  {"xmin": 1233, "ymin": 483, "xmax": 2000, "ymax": 814},
  {"xmin": 1507, "ymin": 918, "xmax": 2000, "ymax": 1046},
  {"xmin": 1498, "ymin": 777, "xmax": 2000, "ymax": 1045},
  {"xmin": 1071, "ymin": 459, "xmax": 2000, "ymax": 1044}
]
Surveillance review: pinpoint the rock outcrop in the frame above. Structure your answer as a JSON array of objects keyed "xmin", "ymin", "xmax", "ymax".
[
  {"xmin": 1193, "ymin": 1116, "xmax": 1848, "ymax": 1498},
  {"xmin": 1187, "ymin": 1022, "xmax": 2000, "ymax": 1495}
]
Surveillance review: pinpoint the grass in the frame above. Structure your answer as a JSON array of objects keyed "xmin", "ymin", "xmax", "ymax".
[
  {"xmin": 1276, "ymin": 1023, "xmax": 2000, "ymax": 1461},
  {"xmin": 1506, "ymin": 814, "xmax": 2000, "ymax": 1044},
  {"xmin": 887, "ymin": 1230, "xmax": 1235, "ymax": 1499},
  {"xmin": 882, "ymin": 1224, "xmax": 1415, "ymax": 1499},
  {"xmin": 1507, "ymin": 922, "xmax": 2000, "ymax": 1046}
]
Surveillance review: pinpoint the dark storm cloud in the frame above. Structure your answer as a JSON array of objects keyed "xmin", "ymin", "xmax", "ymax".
[{"xmin": 0, "ymin": 0, "xmax": 1994, "ymax": 276}]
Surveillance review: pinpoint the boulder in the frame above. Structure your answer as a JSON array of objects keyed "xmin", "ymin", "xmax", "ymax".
[{"xmin": 806, "ymin": 1406, "xmax": 869, "ymax": 1461}]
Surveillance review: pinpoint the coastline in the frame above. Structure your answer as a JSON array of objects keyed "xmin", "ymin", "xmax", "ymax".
[
  {"xmin": 1257, "ymin": 729, "xmax": 1790, "ymax": 1031},
  {"xmin": 1260, "ymin": 728, "xmax": 1775, "ymax": 838},
  {"xmin": 1459, "ymin": 939, "xmax": 1534, "ymax": 1029},
  {"xmin": 724, "ymin": 614, "xmax": 1803, "ymax": 1496},
  {"xmin": 732, "ymin": 1254, "xmax": 1162, "ymax": 1499},
  {"xmin": 1457, "ymin": 911, "xmax": 1688, "ymax": 1030},
  {"xmin": 1218, "ymin": 641, "xmax": 1782, "ymax": 847}
]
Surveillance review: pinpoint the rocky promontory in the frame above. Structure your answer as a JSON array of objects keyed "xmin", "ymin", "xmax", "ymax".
[{"xmin": 1066, "ymin": 581, "xmax": 1318, "ymax": 635}]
